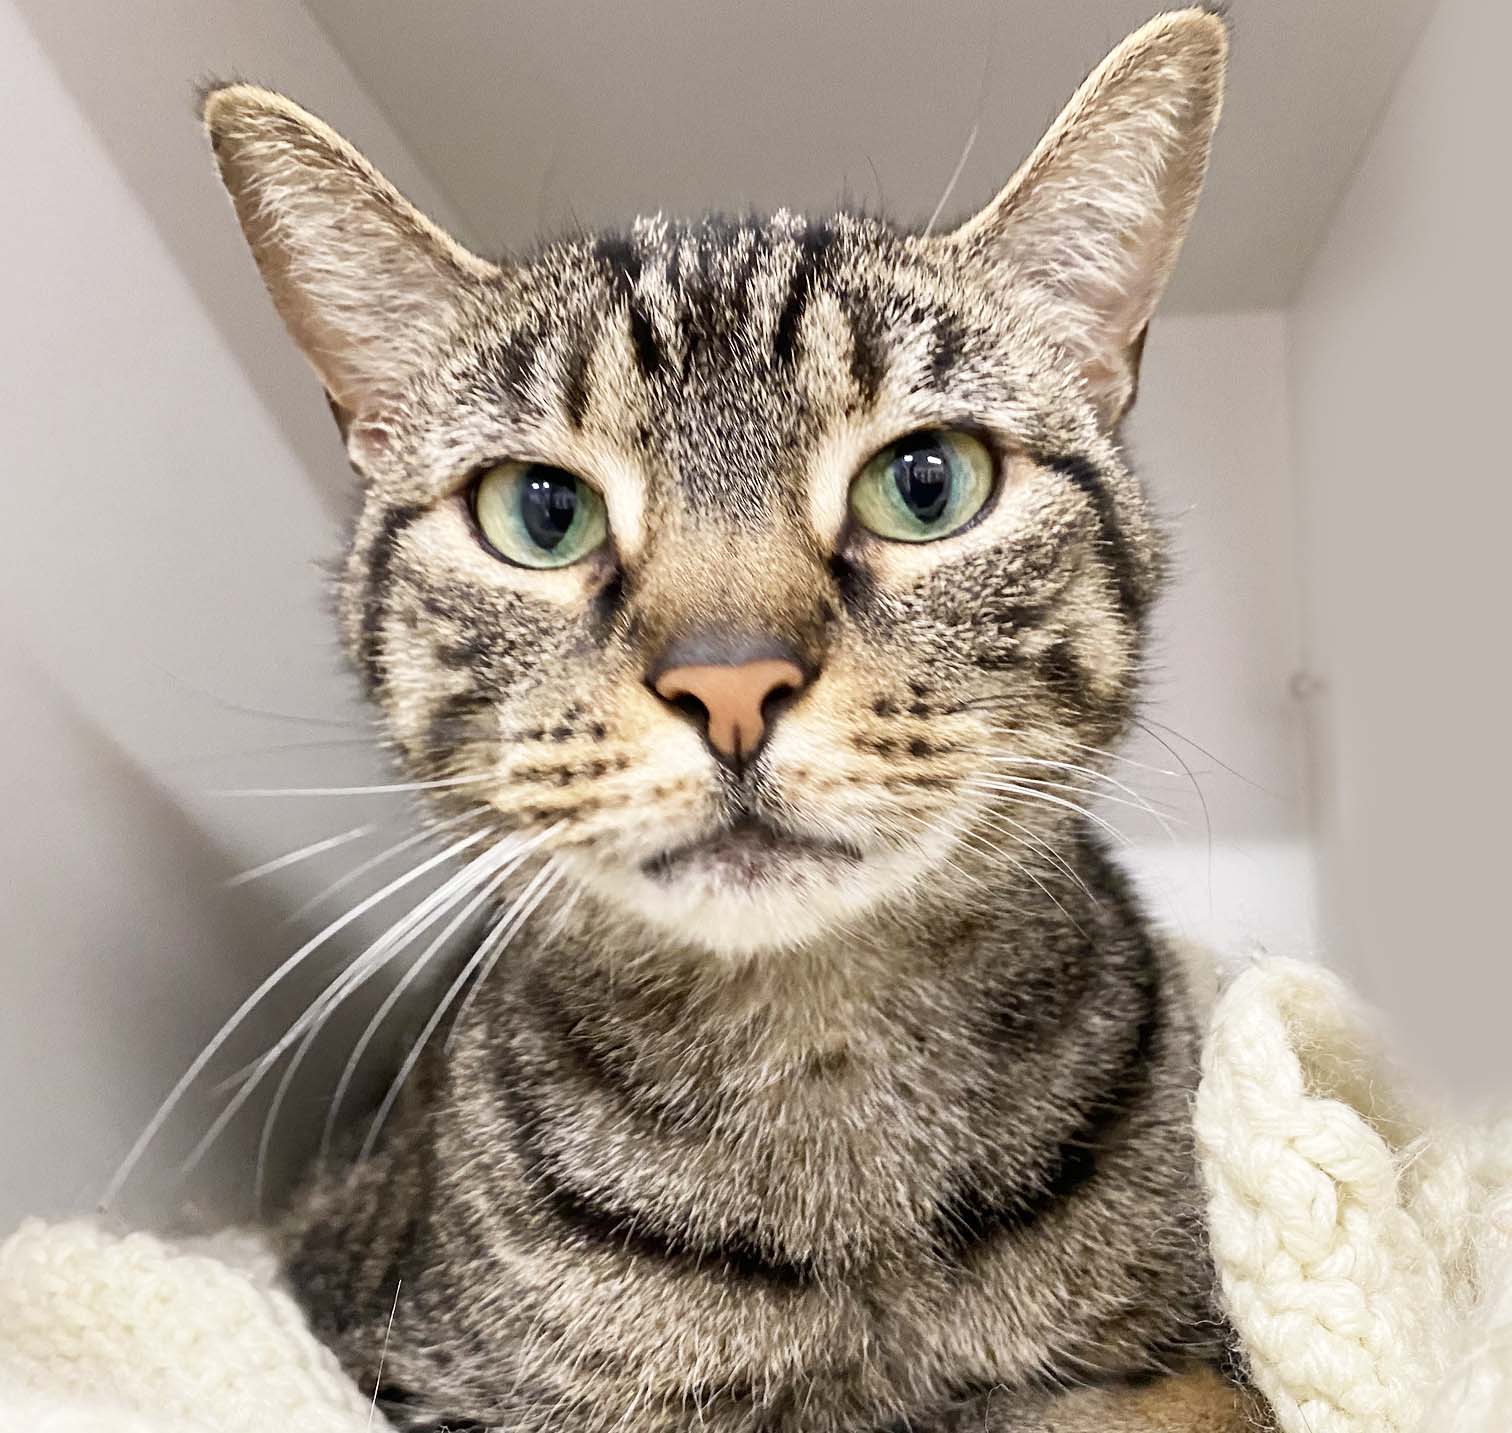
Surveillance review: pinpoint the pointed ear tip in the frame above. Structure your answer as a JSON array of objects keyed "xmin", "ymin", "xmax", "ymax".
[
  {"xmin": 197, "ymin": 82, "xmax": 316, "ymax": 144},
  {"xmin": 1149, "ymin": 7, "xmax": 1232, "ymax": 64},
  {"xmin": 199, "ymin": 81, "xmax": 262, "ymax": 127}
]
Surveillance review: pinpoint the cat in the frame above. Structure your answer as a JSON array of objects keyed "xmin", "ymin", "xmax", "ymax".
[{"xmin": 200, "ymin": 8, "xmax": 1268, "ymax": 1430}]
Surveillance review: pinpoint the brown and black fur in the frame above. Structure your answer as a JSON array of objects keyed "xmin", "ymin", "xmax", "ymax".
[{"xmin": 200, "ymin": 10, "xmax": 1266, "ymax": 1430}]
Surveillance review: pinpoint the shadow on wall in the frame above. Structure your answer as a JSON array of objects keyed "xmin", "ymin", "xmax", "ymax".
[
  {"xmin": 10, "ymin": 0, "xmax": 460, "ymax": 523},
  {"xmin": 0, "ymin": 635, "xmax": 353, "ymax": 1229}
]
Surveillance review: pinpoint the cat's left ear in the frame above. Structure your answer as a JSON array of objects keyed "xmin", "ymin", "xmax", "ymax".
[
  {"xmin": 945, "ymin": 9, "xmax": 1227, "ymax": 428},
  {"xmin": 200, "ymin": 84, "xmax": 500, "ymax": 457}
]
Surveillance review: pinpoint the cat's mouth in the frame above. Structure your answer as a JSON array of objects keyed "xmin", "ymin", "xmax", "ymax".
[{"xmin": 643, "ymin": 815, "xmax": 862, "ymax": 887}]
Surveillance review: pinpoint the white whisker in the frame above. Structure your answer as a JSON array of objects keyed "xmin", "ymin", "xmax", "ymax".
[
  {"xmin": 973, "ymin": 750, "xmax": 1168, "ymax": 809},
  {"xmin": 211, "ymin": 772, "xmax": 497, "ymax": 798},
  {"xmin": 975, "ymin": 807, "xmax": 1093, "ymax": 901},
  {"xmin": 249, "ymin": 834, "xmax": 524, "ymax": 1204},
  {"xmin": 1056, "ymin": 736, "xmax": 1186, "ymax": 777},
  {"xmin": 190, "ymin": 832, "xmax": 508, "ymax": 1184},
  {"xmin": 979, "ymin": 725, "xmax": 1188, "ymax": 779},
  {"xmin": 284, "ymin": 808, "xmax": 483, "ymax": 926},
  {"xmin": 1138, "ymin": 716, "xmax": 1265, "ymax": 791},
  {"xmin": 954, "ymin": 826, "xmax": 1087, "ymax": 937},
  {"xmin": 367, "ymin": 1280, "xmax": 401, "ymax": 1431},
  {"xmin": 965, "ymin": 777, "xmax": 1131, "ymax": 847},
  {"xmin": 987, "ymin": 770, "xmax": 1183, "ymax": 839},
  {"xmin": 924, "ymin": 121, "xmax": 979, "ymax": 235},
  {"xmin": 1132, "ymin": 718, "xmax": 1218, "ymax": 917},
  {"xmin": 916, "ymin": 808, "xmax": 1027, "ymax": 913},
  {"xmin": 224, "ymin": 824, "xmax": 376, "ymax": 888},
  {"xmin": 360, "ymin": 862, "xmax": 566, "ymax": 1163},
  {"xmin": 100, "ymin": 827, "xmax": 490, "ymax": 1209},
  {"xmin": 217, "ymin": 822, "xmax": 497, "ymax": 1095},
  {"xmin": 164, "ymin": 735, "xmax": 394, "ymax": 772},
  {"xmin": 318, "ymin": 824, "xmax": 563, "ymax": 1166},
  {"xmin": 539, "ymin": 876, "xmax": 585, "ymax": 945},
  {"xmin": 444, "ymin": 861, "xmax": 567, "ymax": 1053}
]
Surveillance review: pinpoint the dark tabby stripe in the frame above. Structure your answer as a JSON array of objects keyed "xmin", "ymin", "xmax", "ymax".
[
  {"xmin": 930, "ymin": 947, "xmax": 1162, "ymax": 1259},
  {"xmin": 479, "ymin": 323, "xmax": 549, "ymax": 413},
  {"xmin": 624, "ymin": 303, "xmax": 663, "ymax": 381},
  {"xmin": 929, "ymin": 312, "xmax": 967, "ymax": 387},
  {"xmin": 1035, "ymin": 639, "xmax": 1092, "ymax": 707},
  {"xmin": 843, "ymin": 294, "xmax": 889, "ymax": 406},
  {"xmin": 771, "ymin": 221, "xmax": 838, "ymax": 367},
  {"xmin": 1039, "ymin": 452, "xmax": 1144, "ymax": 623},
  {"xmin": 525, "ymin": 1156, "xmax": 816, "ymax": 1289},
  {"xmin": 424, "ymin": 688, "xmax": 496, "ymax": 769},
  {"xmin": 521, "ymin": 970, "xmax": 708, "ymax": 1136},
  {"xmin": 500, "ymin": 1046, "xmax": 814, "ymax": 1289},
  {"xmin": 559, "ymin": 333, "xmax": 595, "ymax": 431},
  {"xmin": 359, "ymin": 503, "xmax": 425, "ymax": 695},
  {"xmin": 595, "ymin": 234, "xmax": 664, "ymax": 381},
  {"xmin": 382, "ymin": 1383, "xmax": 489, "ymax": 1433}
]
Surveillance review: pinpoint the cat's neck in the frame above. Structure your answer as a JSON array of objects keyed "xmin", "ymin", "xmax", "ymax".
[
  {"xmin": 440, "ymin": 833, "xmax": 1168, "ymax": 1276},
  {"xmin": 508, "ymin": 867, "xmax": 1035, "ymax": 1061}
]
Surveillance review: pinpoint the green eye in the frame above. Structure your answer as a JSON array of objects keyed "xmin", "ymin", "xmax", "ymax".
[
  {"xmin": 471, "ymin": 461, "xmax": 608, "ymax": 568},
  {"xmin": 849, "ymin": 430, "xmax": 995, "ymax": 542}
]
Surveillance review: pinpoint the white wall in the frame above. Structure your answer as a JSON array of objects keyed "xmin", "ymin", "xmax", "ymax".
[
  {"xmin": 1120, "ymin": 312, "xmax": 1317, "ymax": 957},
  {"xmin": 0, "ymin": 0, "xmax": 462, "ymax": 1225},
  {"xmin": 299, "ymin": 0, "xmax": 1440, "ymax": 315},
  {"xmin": 1289, "ymin": 0, "xmax": 1510, "ymax": 1095}
]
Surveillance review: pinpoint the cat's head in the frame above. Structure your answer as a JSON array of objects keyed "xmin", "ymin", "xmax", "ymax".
[{"xmin": 203, "ymin": 10, "xmax": 1225, "ymax": 958}]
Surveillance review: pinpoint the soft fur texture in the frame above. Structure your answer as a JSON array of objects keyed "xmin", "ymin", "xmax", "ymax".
[
  {"xmin": 6, "ymin": 958, "xmax": 1509, "ymax": 1432},
  {"xmin": 173, "ymin": 10, "xmax": 1252, "ymax": 1430}
]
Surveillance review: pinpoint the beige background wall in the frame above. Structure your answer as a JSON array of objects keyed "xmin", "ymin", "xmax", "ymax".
[
  {"xmin": 0, "ymin": 0, "xmax": 451, "ymax": 1227},
  {"xmin": 1289, "ymin": 0, "xmax": 1510, "ymax": 1095},
  {"xmin": 1122, "ymin": 310, "xmax": 1315, "ymax": 959}
]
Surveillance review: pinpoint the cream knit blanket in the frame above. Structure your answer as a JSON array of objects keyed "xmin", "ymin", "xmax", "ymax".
[
  {"xmin": 2, "ymin": 958, "xmax": 1508, "ymax": 1432},
  {"xmin": 1193, "ymin": 959, "xmax": 1512, "ymax": 1431}
]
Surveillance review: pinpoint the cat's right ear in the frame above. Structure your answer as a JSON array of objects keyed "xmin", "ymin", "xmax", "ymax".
[{"xmin": 200, "ymin": 84, "xmax": 499, "ymax": 457}]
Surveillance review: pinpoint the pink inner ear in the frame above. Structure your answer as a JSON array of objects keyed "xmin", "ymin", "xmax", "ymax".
[
  {"xmin": 943, "ymin": 13, "xmax": 1226, "ymax": 431},
  {"xmin": 349, "ymin": 417, "xmax": 396, "ymax": 466}
]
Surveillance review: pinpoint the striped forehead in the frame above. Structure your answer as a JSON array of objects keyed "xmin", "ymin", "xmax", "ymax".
[{"xmin": 546, "ymin": 217, "xmax": 912, "ymax": 517}]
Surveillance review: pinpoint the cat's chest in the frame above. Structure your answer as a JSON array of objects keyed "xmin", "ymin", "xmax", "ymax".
[
  {"xmin": 402, "ymin": 1063, "xmax": 1070, "ymax": 1428},
  {"xmin": 461, "ymin": 1018, "xmax": 994, "ymax": 1275},
  {"xmin": 388, "ymin": 1232, "xmax": 1050, "ymax": 1433}
]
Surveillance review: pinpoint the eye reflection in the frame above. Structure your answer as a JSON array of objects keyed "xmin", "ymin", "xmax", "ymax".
[
  {"xmin": 471, "ymin": 462, "xmax": 608, "ymax": 568},
  {"xmin": 849, "ymin": 431, "xmax": 994, "ymax": 542}
]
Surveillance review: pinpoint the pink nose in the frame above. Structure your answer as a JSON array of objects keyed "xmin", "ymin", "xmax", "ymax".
[{"xmin": 653, "ymin": 658, "xmax": 807, "ymax": 763}]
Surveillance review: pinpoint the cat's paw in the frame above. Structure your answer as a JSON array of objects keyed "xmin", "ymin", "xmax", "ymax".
[
  {"xmin": 1043, "ymin": 1368, "xmax": 1269, "ymax": 1433},
  {"xmin": 948, "ymin": 1367, "xmax": 1270, "ymax": 1433}
]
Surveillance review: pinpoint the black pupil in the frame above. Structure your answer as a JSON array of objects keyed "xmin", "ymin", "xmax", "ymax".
[
  {"xmin": 891, "ymin": 439, "xmax": 951, "ymax": 524},
  {"xmin": 519, "ymin": 468, "xmax": 580, "ymax": 550}
]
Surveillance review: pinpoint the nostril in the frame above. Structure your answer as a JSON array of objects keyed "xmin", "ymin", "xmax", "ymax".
[
  {"xmin": 669, "ymin": 691, "xmax": 708, "ymax": 725},
  {"xmin": 759, "ymin": 674, "xmax": 802, "ymax": 726}
]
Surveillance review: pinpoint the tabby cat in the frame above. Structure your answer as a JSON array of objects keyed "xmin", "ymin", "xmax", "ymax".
[{"xmin": 201, "ymin": 9, "xmax": 1266, "ymax": 1430}]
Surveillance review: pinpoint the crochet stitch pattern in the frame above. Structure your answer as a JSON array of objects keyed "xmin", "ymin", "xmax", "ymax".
[{"xmin": 1195, "ymin": 959, "xmax": 1512, "ymax": 1433}]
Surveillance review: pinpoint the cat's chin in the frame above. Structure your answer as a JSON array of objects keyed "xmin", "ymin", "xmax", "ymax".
[
  {"xmin": 641, "ymin": 815, "xmax": 863, "ymax": 889},
  {"xmin": 568, "ymin": 821, "xmax": 914, "ymax": 958}
]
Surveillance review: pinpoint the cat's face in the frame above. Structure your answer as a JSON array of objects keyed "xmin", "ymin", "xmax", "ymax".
[
  {"xmin": 337, "ymin": 217, "xmax": 1156, "ymax": 954},
  {"xmin": 203, "ymin": 11, "xmax": 1224, "ymax": 956}
]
